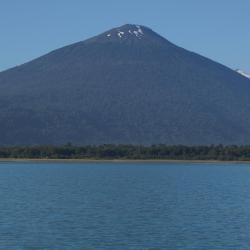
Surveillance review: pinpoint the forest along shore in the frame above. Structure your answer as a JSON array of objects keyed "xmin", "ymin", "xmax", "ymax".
[{"xmin": 0, "ymin": 145, "xmax": 250, "ymax": 161}]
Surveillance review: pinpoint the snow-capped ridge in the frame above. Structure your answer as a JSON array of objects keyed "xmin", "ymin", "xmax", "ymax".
[
  {"xmin": 86, "ymin": 24, "xmax": 174, "ymax": 47},
  {"xmin": 105, "ymin": 24, "xmax": 145, "ymax": 39},
  {"xmin": 236, "ymin": 69, "xmax": 250, "ymax": 79}
]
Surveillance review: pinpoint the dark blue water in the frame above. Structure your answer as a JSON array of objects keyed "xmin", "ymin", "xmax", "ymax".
[{"xmin": 0, "ymin": 162, "xmax": 250, "ymax": 249}]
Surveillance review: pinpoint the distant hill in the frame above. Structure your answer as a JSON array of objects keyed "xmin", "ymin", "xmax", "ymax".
[{"xmin": 0, "ymin": 24, "xmax": 250, "ymax": 145}]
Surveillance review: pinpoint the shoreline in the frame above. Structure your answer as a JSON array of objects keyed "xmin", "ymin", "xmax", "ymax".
[{"xmin": 0, "ymin": 158, "xmax": 250, "ymax": 164}]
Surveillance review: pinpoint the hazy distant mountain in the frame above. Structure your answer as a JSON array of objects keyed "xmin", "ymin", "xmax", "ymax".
[
  {"xmin": 0, "ymin": 24, "xmax": 250, "ymax": 145},
  {"xmin": 236, "ymin": 69, "xmax": 250, "ymax": 79}
]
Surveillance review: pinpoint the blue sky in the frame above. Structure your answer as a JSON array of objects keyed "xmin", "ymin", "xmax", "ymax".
[{"xmin": 1, "ymin": 0, "xmax": 250, "ymax": 72}]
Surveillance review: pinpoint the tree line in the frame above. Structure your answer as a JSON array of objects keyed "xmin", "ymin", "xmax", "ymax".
[{"xmin": 0, "ymin": 144, "xmax": 250, "ymax": 160}]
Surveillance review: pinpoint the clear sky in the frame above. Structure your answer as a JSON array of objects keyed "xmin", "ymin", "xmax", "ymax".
[{"xmin": 1, "ymin": 0, "xmax": 250, "ymax": 72}]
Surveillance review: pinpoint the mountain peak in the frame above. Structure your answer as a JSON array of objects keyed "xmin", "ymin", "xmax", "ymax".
[
  {"xmin": 107, "ymin": 24, "xmax": 146, "ymax": 39},
  {"xmin": 87, "ymin": 24, "xmax": 168, "ymax": 45}
]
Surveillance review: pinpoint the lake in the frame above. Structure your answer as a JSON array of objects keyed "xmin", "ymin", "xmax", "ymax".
[{"xmin": 0, "ymin": 162, "xmax": 250, "ymax": 249}]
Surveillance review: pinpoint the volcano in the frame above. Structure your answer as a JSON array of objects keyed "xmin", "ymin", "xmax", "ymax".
[{"xmin": 0, "ymin": 24, "xmax": 250, "ymax": 145}]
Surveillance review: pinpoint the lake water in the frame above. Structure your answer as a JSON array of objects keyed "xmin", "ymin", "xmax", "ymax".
[{"xmin": 0, "ymin": 162, "xmax": 250, "ymax": 249}]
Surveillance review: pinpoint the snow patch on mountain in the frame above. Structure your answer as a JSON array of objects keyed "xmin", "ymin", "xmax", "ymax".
[
  {"xmin": 236, "ymin": 69, "xmax": 250, "ymax": 79},
  {"xmin": 114, "ymin": 25, "xmax": 144, "ymax": 39},
  {"xmin": 117, "ymin": 31, "xmax": 125, "ymax": 38}
]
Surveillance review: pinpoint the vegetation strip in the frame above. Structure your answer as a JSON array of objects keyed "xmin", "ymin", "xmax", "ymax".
[{"xmin": 1, "ymin": 145, "xmax": 250, "ymax": 161}]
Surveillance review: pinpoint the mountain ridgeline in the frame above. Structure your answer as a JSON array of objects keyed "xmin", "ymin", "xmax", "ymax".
[{"xmin": 0, "ymin": 24, "xmax": 250, "ymax": 145}]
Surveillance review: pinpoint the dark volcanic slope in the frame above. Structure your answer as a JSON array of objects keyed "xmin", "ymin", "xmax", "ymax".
[{"xmin": 0, "ymin": 24, "xmax": 250, "ymax": 145}]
